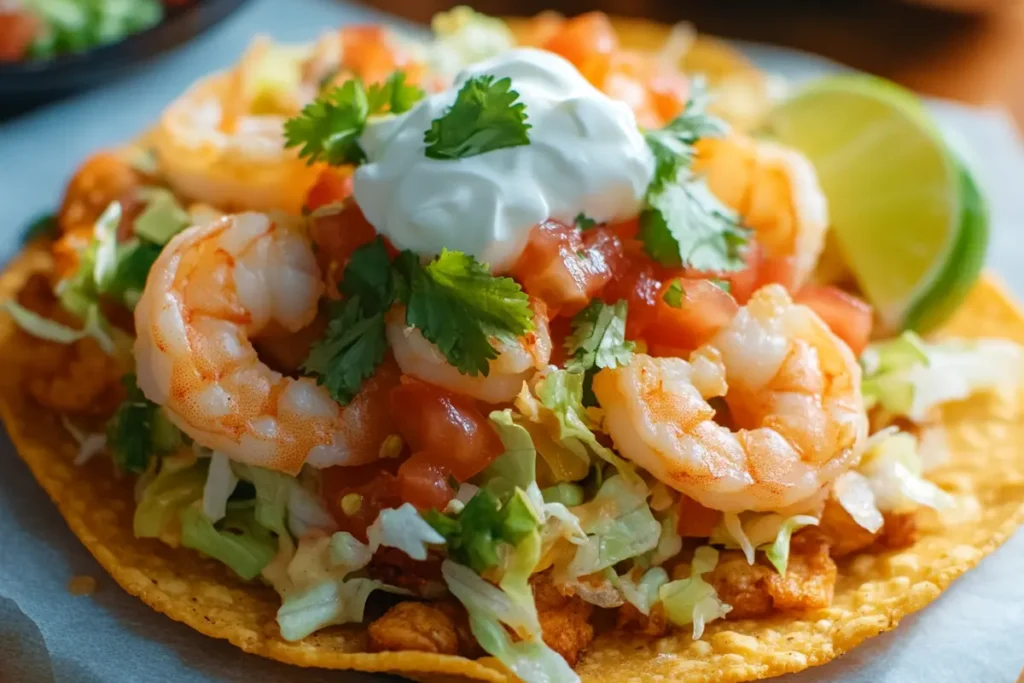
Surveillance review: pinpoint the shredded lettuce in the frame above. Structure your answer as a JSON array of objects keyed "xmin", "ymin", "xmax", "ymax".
[
  {"xmin": 60, "ymin": 416, "xmax": 106, "ymax": 466},
  {"xmin": 859, "ymin": 431, "xmax": 954, "ymax": 512},
  {"xmin": 482, "ymin": 410, "xmax": 537, "ymax": 491},
  {"xmin": 832, "ymin": 471, "xmax": 884, "ymax": 533},
  {"xmin": 287, "ymin": 480, "xmax": 338, "ymax": 538},
  {"xmin": 366, "ymin": 503, "xmax": 445, "ymax": 561},
  {"xmin": 1, "ymin": 300, "xmax": 116, "ymax": 354},
  {"xmin": 862, "ymin": 333, "xmax": 1024, "ymax": 421},
  {"xmin": 764, "ymin": 515, "xmax": 818, "ymax": 575},
  {"xmin": 617, "ymin": 566, "xmax": 669, "ymax": 616},
  {"xmin": 329, "ymin": 531, "xmax": 373, "ymax": 573},
  {"xmin": 180, "ymin": 505, "xmax": 278, "ymax": 580},
  {"xmin": 133, "ymin": 188, "xmax": 191, "ymax": 245},
  {"xmin": 108, "ymin": 374, "xmax": 183, "ymax": 474},
  {"xmin": 232, "ymin": 463, "xmax": 291, "ymax": 536},
  {"xmin": 133, "ymin": 456, "xmax": 207, "ymax": 541},
  {"xmin": 563, "ymin": 476, "xmax": 661, "ymax": 579},
  {"xmin": 659, "ymin": 546, "xmax": 731, "ymax": 639},
  {"xmin": 428, "ymin": 7, "xmax": 515, "ymax": 77},
  {"xmin": 498, "ymin": 530, "xmax": 543, "ymax": 633},
  {"xmin": 277, "ymin": 576, "xmax": 397, "ymax": 641},
  {"xmin": 712, "ymin": 512, "xmax": 818, "ymax": 574},
  {"xmin": 202, "ymin": 452, "xmax": 238, "ymax": 523},
  {"xmin": 515, "ymin": 369, "xmax": 641, "ymax": 486},
  {"xmin": 541, "ymin": 482, "xmax": 584, "ymax": 507},
  {"xmin": 443, "ymin": 557, "xmax": 578, "ymax": 683},
  {"xmin": 92, "ymin": 201, "xmax": 122, "ymax": 292},
  {"xmin": 651, "ymin": 509, "xmax": 682, "ymax": 566}
]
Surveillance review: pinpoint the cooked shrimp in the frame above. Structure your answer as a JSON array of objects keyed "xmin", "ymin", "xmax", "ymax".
[
  {"xmin": 133, "ymin": 212, "xmax": 396, "ymax": 474},
  {"xmin": 154, "ymin": 30, "xmax": 426, "ymax": 215},
  {"xmin": 695, "ymin": 135, "xmax": 828, "ymax": 288},
  {"xmin": 153, "ymin": 70, "xmax": 324, "ymax": 215},
  {"xmin": 593, "ymin": 285, "xmax": 867, "ymax": 512},
  {"xmin": 385, "ymin": 304, "xmax": 552, "ymax": 404}
]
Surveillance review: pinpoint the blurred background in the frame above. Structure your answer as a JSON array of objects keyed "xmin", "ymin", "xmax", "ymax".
[{"xmin": 360, "ymin": 0, "xmax": 1024, "ymax": 128}]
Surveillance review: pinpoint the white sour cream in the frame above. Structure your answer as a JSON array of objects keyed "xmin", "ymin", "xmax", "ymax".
[{"xmin": 352, "ymin": 48, "xmax": 654, "ymax": 272}]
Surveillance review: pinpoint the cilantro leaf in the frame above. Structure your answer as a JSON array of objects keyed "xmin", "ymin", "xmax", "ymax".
[
  {"xmin": 107, "ymin": 374, "xmax": 182, "ymax": 474},
  {"xmin": 638, "ymin": 80, "xmax": 749, "ymax": 271},
  {"xmin": 644, "ymin": 79, "xmax": 728, "ymax": 192},
  {"xmin": 284, "ymin": 80, "xmax": 370, "ymax": 166},
  {"xmin": 395, "ymin": 250, "xmax": 534, "ymax": 376},
  {"xmin": 574, "ymin": 212, "xmax": 598, "ymax": 230},
  {"xmin": 565, "ymin": 299, "xmax": 634, "ymax": 373},
  {"xmin": 640, "ymin": 177, "xmax": 749, "ymax": 271},
  {"xmin": 340, "ymin": 237, "xmax": 397, "ymax": 314},
  {"xmin": 711, "ymin": 278, "xmax": 731, "ymax": 293},
  {"xmin": 366, "ymin": 71, "xmax": 425, "ymax": 116},
  {"xmin": 285, "ymin": 72, "xmax": 425, "ymax": 167},
  {"xmin": 663, "ymin": 279, "xmax": 685, "ymax": 308},
  {"xmin": 423, "ymin": 75, "xmax": 531, "ymax": 160},
  {"xmin": 302, "ymin": 298, "xmax": 388, "ymax": 405}
]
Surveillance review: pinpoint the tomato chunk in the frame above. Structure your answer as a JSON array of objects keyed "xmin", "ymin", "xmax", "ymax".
[
  {"xmin": 601, "ymin": 242, "xmax": 661, "ymax": 339},
  {"xmin": 322, "ymin": 460, "xmax": 402, "ymax": 541},
  {"xmin": 511, "ymin": 220, "xmax": 623, "ymax": 318},
  {"xmin": 646, "ymin": 278, "xmax": 739, "ymax": 353},
  {"xmin": 542, "ymin": 12, "xmax": 617, "ymax": 86},
  {"xmin": 397, "ymin": 452, "xmax": 456, "ymax": 512},
  {"xmin": 390, "ymin": 380, "xmax": 504, "ymax": 483},
  {"xmin": 796, "ymin": 286, "xmax": 874, "ymax": 356},
  {"xmin": 304, "ymin": 168, "xmax": 353, "ymax": 212},
  {"xmin": 0, "ymin": 11, "xmax": 37, "ymax": 62},
  {"xmin": 310, "ymin": 203, "xmax": 378, "ymax": 285}
]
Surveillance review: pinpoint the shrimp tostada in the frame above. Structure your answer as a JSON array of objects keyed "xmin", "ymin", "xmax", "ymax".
[{"xmin": 3, "ymin": 8, "xmax": 1023, "ymax": 683}]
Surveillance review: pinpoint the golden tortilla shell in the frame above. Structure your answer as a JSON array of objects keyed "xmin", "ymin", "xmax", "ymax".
[
  {"xmin": 2, "ymin": 18, "xmax": 1023, "ymax": 680},
  {"xmin": 3, "ymin": 240, "xmax": 1024, "ymax": 682}
]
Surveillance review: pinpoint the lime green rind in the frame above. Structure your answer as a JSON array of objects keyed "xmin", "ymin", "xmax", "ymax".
[
  {"xmin": 767, "ymin": 74, "xmax": 988, "ymax": 333},
  {"xmin": 904, "ymin": 161, "xmax": 989, "ymax": 332}
]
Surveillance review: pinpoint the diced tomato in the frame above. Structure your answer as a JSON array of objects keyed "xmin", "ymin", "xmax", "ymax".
[
  {"xmin": 542, "ymin": 12, "xmax": 617, "ymax": 86},
  {"xmin": 510, "ymin": 220, "xmax": 623, "ymax": 318},
  {"xmin": 646, "ymin": 278, "xmax": 739, "ymax": 353},
  {"xmin": 339, "ymin": 25, "xmax": 424, "ymax": 86},
  {"xmin": 601, "ymin": 242, "xmax": 661, "ymax": 339},
  {"xmin": 389, "ymin": 380, "xmax": 504, "ymax": 483},
  {"xmin": 0, "ymin": 11, "xmax": 37, "ymax": 62},
  {"xmin": 649, "ymin": 71, "xmax": 690, "ymax": 123},
  {"xmin": 677, "ymin": 495, "xmax": 722, "ymax": 537},
  {"xmin": 755, "ymin": 253, "xmax": 799, "ymax": 293},
  {"xmin": 397, "ymin": 452, "xmax": 456, "ymax": 511},
  {"xmin": 309, "ymin": 202, "xmax": 378, "ymax": 281},
  {"xmin": 304, "ymin": 168, "xmax": 353, "ymax": 212},
  {"xmin": 685, "ymin": 243, "xmax": 762, "ymax": 305},
  {"xmin": 796, "ymin": 285, "xmax": 874, "ymax": 356},
  {"xmin": 322, "ymin": 460, "xmax": 402, "ymax": 541}
]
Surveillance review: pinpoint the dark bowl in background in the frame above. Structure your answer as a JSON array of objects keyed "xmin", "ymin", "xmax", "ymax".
[{"xmin": 0, "ymin": 0, "xmax": 250, "ymax": 119}]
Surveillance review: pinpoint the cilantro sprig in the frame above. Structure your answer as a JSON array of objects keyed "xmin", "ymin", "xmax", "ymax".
[
  {"xmin": 565, "ymin": 299, "xmax": 634, "ymax": 373},
  {"xmin": 424, "ymin": 74, "xmax": 531, "ymax": 160},
  {"xmin": 639, "ymin": 82, "xmax": 749, "ymax": 272},
  {"xmin": 395, "ymin": 250, "xmax": 534, "ymax": 376},
  {"xmin": 284, "ymin": 71, "xmax": 424, "ymax": 166},
  {"xmin": 303, "ymin": 240, "xmax": 535, "ymax": 404}
]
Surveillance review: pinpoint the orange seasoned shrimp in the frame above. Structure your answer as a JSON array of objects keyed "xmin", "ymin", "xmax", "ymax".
[
  {"xmin": 386, "ymin": 303, "xmax": 552, "ymax": 404},
  {"xmin": 695, "ymin": 135, "xmax": 828, "ymax": 288},
  {"xmin": 593, "ymin": 285, "xmax": 867, "ymax": 512},
  {"xmin": 133, "ymin": 212, "xmax": 397, "ymax": 474},
  {"xmin": 154, "ymin": 30, "xmax": 426, "ymax": 215}
]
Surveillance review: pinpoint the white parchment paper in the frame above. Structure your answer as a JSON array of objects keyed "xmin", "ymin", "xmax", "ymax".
[{"xmin": 1, "ymin": 2, "xmax": 1022, "ymax": 681}]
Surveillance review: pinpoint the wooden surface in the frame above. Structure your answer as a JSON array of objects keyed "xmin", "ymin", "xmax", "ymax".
[{"xmin": 361, "ymin": 0, "xmax": 1024, "ymax": 129}]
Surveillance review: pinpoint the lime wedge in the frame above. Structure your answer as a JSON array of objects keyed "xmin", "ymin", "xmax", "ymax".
[{"xmin": 766, "ymin": 75, "xmax": 988, "ymax": 333}]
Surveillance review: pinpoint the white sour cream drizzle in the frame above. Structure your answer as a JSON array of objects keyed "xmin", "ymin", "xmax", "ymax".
[{"xmin": 352, "ymin": 48, "xmax": 654, "ymax": 272}]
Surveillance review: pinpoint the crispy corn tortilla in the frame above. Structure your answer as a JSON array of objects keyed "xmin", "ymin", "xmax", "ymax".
[
  {"xmin": 4, "ymin": 244, "xmax": 1024, "ymax": 683},
  {"xmin": 3, "ymin": 17, "xmax": 1024, "ymax": 681}
]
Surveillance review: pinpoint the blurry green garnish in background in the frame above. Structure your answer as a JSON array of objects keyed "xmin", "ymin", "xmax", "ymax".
[{"xmin": 22, "ymin": 0, "xmax": 165, "ymax": 60}]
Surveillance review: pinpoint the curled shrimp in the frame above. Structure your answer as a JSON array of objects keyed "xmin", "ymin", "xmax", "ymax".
[
  {"xmin": 385, "ymin": 304, "xmax": 552, "ymax": 404},
  {"xmin": 152, "ymin": 69, "xmax": 324, "ymax": 215},
  {"xmin": 133, "ymin": 212, "xmax": 397, "ymax": 474},
  {"xmin": 695, "ymin": 135, "xmax": 828, "ymax": 288},
  {"xmin": 593, "ymin": 285, "xmax": 866, "ymax": 512}
]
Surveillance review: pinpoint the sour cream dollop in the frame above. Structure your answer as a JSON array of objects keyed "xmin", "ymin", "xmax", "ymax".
[{"xmin": 352, "ymin": 48, "xmax": 654, "ymax": 272}]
